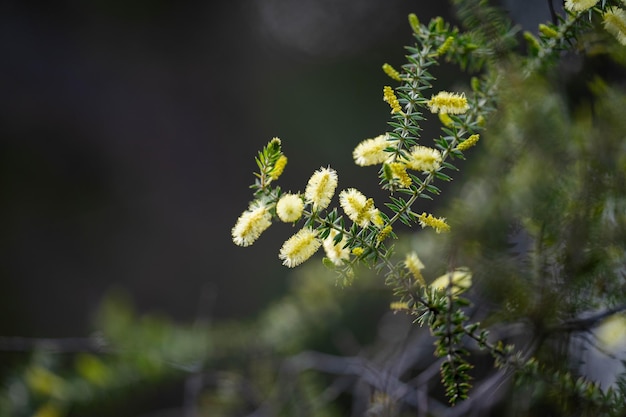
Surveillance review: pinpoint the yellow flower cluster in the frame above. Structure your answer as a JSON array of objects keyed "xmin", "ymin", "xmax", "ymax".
[
  {"xmin": 538, "ymin": 23, "xmax": 559, "ymax": 38},
  {"xmin": 404, "ymin": 252, "xmax": 426, "ymax": 287},
  {"xmin": 564, "ymin": 0, "xmax": 599, "ymax": 13},
  {"xmin": 351, "ymin": 247, "xmax": 364, "ymax": 256},
  {"xmin": 339, "ymin": 188, "xmax": 383, "ymax": 228},
  {"xmin": 270, "ymin": 155, "xmax": 288, "ymax": 180},
  {"xmin": 596, "ymin": 313, "xmax": 626, "ymax": 351},
  {"xmin": 305, "ymin": 167, "xmax": 338, "ymax": 211},
  {"xmin": 383, "ymin": 86, "xmax": 403, "ymax": 114},
  {"xmin": 322, "ymin": 229, "xmax": 350, "ymax": 266},
  {"xmin": 430, "ymin": 268, "xmax": 472, "ymax": 295},
  {"xmin": 456, "ymin": 134, "xmax": 480, "ymax": 151},
  {"xmin": 408, "ymin": 13, "xmax": 420, "ymax": 33},
  {"xmin": 352, "ymin": 134, "xmax": 394, "ymax": 166},
  {"xmin": 231, "ymin": 203, "xmax": 272, "ymax": 247},
  {"xmin": 417, "ymin": 212, "xmax": 450, "ymax": 233},
  {"xmin": 390, "ymin": 301, "xmax": 411, "ymax": 311},
  {"xmin": 279, "ymin": 228, "xmax": 321, "ymax": 268},
  {"xmin": 372, "ymin": 145, "xmax": 443, "ymax": 188},
  {"xmin": 276, "ymin": 193, "xmax": 304, "ymax": 223},
  {"xmin": 388, "ymin": 162, "xmax": 412, "ymax": 187},
  {"xmin": 382, "ymin": 63, "xmax": 402, "ymax": 82},
  {"xmin": 604, "ymin": 7, "xmax": 626, "ymax": 46},
  {"xmin": 436, "ymin": 36, "xmax": 454, "ymax": 56},
  {"xmin": 427, "ymin": 91, "xmax": 469, "ymax": 114},
  {"xmin": 405, "ymin": 146, "xmax": 442, "ymax": 173},
  {"xmin": 376, "ymin": 225, "xmax": 393, "ymax": 244},
  {"xmin": 438, "ymin": 112, "xmax": 454, "ymax": 127}
]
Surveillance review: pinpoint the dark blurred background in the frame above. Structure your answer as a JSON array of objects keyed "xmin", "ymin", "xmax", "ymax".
[{"xmin": 0, "ymin": 0, "xmax": 550, "ymax": 339}]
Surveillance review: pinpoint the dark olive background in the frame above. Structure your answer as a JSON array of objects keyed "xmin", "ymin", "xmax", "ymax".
[{"xmin": 0, "ymin": 0, "xmax": 549, "ymax": 338}]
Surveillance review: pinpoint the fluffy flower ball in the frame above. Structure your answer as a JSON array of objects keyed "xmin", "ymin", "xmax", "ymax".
[
  {"xmin": 276, "ymin": 193, "xmax": 304, "ymax": 223},
  {"xmin": 564, "ymin": 0, "xmax": 600, "ymax": 13},
  {"xmin": 322, "ymin": 229, "xmax": 350, "ymax": 266},
  {"xmin": 427, "ymin": 91, "xmax": 469, "ymax": 114},
  {"xmin": 353, "ymin": 134, "xmax": 395, "ymax": 166},
  {"xmin": 604, "ymin": 7, "xmax": 626, "ymax": 46},
  {"xmin": 339, "ymin": 188, "xmax": 383, "ymax": 228},
  {"xmin": 405, "ymin": 146, "xmax": 442, "ymax": 173},
  {"xmin": 305, "ymin": 167, "xmax": 338, "ymax": 211},
  {"xmin": 231, "ymin": 203, "xmax": 272, "ymax": 247},
  {"xmin": 279, "ymin": 228, "xmax": 322, "ymax": 268}
]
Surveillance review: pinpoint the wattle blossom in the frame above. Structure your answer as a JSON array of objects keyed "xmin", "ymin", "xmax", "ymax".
[
  {"xmin": 322, "ymin": 229, "xmax": 350, "ymax": 266},
  {"xmin": 388, "ymin": 162, "xmax": 412, "ymax": 187},
  {"xmin": 383, "ymin": 86, "xmax": 403, "ymax": 114},
  {"xmin": 417, "ymin": 212, "xmax": 450, "ymax": 233},
  {"xmin": 353, "ymin": 134, "xmax": 395, "ymax": 166},
  {"xmin": 270, "ymin": 155, "xmax": 288, "ymax": 180},
  {"xmin": 276, "ymin": 193, "xmax": 304, "ymax": 223},
  {"xmin": 339, "ymin": 188, "xmax": 383, "ymax": 228},
  {"xmin": 405, "ymin": 146, "xmax": 442, "ymax": 173},
  {"xmin": 564, "ymin": 0, "xmax": 599, "ymax": 13},
  {"xmin": 305, "ymin": 167, "xmax": 338, "ymax": 211},
  {"xmin": 430, "ymin": 268, "xmax": 472, "ymax": 295},
  {"xmin": 604, "ymin": 7, "xmax": 626, "ymax": 46},
  {"xmin": 231, "ymin": 203, "xmax": 272, "ymax": 247},
  {"xmin": 382, "ymin": 63, "xmax": 402, "ymax": 81},
  {"xmin": 456, "ymin": 134, "xmax": 480, "ymax": 151},
  {"xmin": 404, "ymin": 252, "xmax": 426, "ymax": 287},
  {"xmin": 279, "ymin": 228, "xmax": 322, "ymax": 268},
  {"xmin": 427, "ymin": 91, "xmax": 469, "ymax": 114}
]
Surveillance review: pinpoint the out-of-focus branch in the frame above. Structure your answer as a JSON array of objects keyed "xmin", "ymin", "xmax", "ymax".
[
  {"xmin": 554, "ymin": 304, "xmax": 626, "ymax": 333},
  {"xmin": 0, "ymin": 335, "xmax": 109, "ymax": 353}
]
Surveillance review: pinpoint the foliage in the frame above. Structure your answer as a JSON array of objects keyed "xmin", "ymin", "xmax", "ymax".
[{"xmin": 3, "ymin": 1, "xmax": 626, "ymax": 416}]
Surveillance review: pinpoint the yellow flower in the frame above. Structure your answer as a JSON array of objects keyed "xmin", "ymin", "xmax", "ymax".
[
  {"xmin": 431, "ymin": 268, "xmax": 472, "ymax": 295},
  {"xmin": 305, "ymin": 167, "xmax": 338, "ymax": 211},
  {"xmin": 564, "ymin": 0, "xmax": 599, "ymax": 13},
  {"xmin": 604, "ymin": 7, "xmax": 626, "ymax": 46},
  {"xmin": 404, "ymin": 146, "xmax": 442, "ymax": 173},
  {"xmin": 352, "ymin": 247, "xmax": 364, "ymax": 256},
  {"xmin": 390, "ymin": 301, "xmax": 411, "ymax": 311},
  {"xmin": 538, "ymin": 23, "xmax": 559, "ymax": 38},
  {"xmin": 339, "ymin": 188, "xmax": 382, "ymax": 228},
  {"xmin": 353, "ymin": 134, "xmax": 395, "ymax": 166},
  {"xmin": 438, "ymin": 112, "xmax": 454, "ymax": 127},
  {"xmin": 372, "ymin": 211, "xmax": 384, "ymax": 228},
  {"xmin": 404, "ymin": 252, "xmax": 426, "ymax": 287},
  {"xmin": 276, "ymin": 193, "xmax": 304, "ymax": 223},
  {"xmin": 456, "ymin": 134, "xmax": 480, "ymax": 151},
  {"xmin": 417, "ymin": 212, "xmax": 450, "ymax": 233},
  {"xmin": 427, "ymin": 91, "xmax": 469, "ymax": 114},
  {"xmin": 232, "ymin": 203, "xmax": 272, "ymax": 247},
  {"xmin": 388, "ymin": 162, "xmax": 412, "ymax": 187},
  {"xmin": 382, "ymin": 63, "xmax": 402, "ymax": 82},
  {"xmin": 408, "ymin": 13, "xmax": 420, "ymax": 33},
  {"xmin": 436, "ymin": 36, "xmax": 454, "ymax": 56},
  {"xmin": 270, "ymin": 155, "xmax": 288, "ymax": 180},
  {"xmin": 595, "ymin": 313, "xmax": 626, "ymax": 351},
  {"xmin": 376, "ymin": 225, "xmax": 393, "ymax": 244},
  {"xmin": 383, "ymin": 86, "xmax": 403, "ymax": 114},
  {"xmin": 523, "ymin": 31, "xmax": 540, "ymax": 54},
  {"xmin": 279, "ymin": 228, "xmax": 322, "ymax": 268},
  {"xmin": 322, "ymin": 229, "xmax": 350, "ymax": 266}
]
